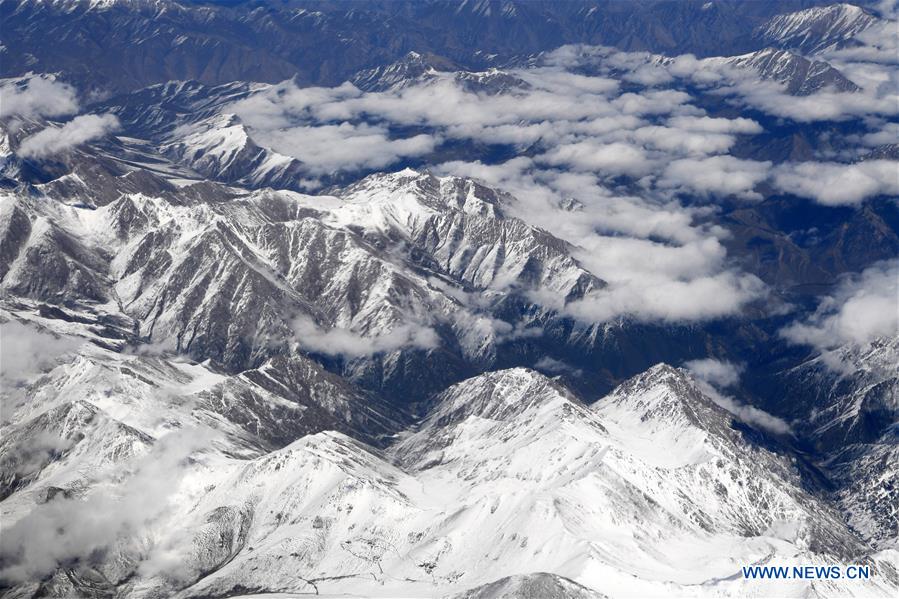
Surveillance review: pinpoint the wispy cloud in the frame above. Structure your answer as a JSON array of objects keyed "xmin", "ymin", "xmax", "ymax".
[
  {"xmin": 17, "ymin": 113, "xmax": 120, "ymax": 159},
  {"xmin": 781, "ymin": 259, "xmax": 899, "ymax": 358},
  {"xmin": 685, "ymin": 359, "xmax": 791, "ymax": 435},
  {"xmin": 0, "ymin": 76, "xmax": 79, "ymax": 120},
  {"xmin": 773, "ymin": 160, "xmax": 899, "ymax": 206},
  {"xmin": 0, "ymin": 427, "xmax": 214, "ymax": 583},
  {"xmin": 291, "ymin": 315, "xmax": 439, "ymax": 358},
  {"xmin": 0, "ymin": 321, "xmax": 84, "ymax": 384}
]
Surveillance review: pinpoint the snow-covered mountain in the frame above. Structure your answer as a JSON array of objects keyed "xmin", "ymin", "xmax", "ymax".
[
  {"xmin": 713, "ymin": 48, "xmax": 860, "ymax": 95},
  {"xmin": 351, "ymin": 51, "xmax": 457, "ymax": 92},
  {"xmin": 352, "ymin": 51, "xmax": 530, "ymax": 95},
  {"xmin": 0, "ymin": 168, "xmax": 601, "ymax": 403},
  {"xmin": 778, "ymin": 336, "xmax": 899, "ymax": 549},
  {"xmin": 3, "ymin": 354, "xmax": 897, "ymax": 597},
  {"xmin": 754, "ymin": 4, "xmax": 879, "ymax": 55},
  {"xmin": 2, "ymin": 2, "xmax": 898, "ymax": 597},
  {"xmin": 160, "ymin": 114, "xmax": 305, "ymax": 190}
]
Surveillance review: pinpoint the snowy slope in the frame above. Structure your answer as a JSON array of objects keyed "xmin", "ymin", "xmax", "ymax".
[
  {"xmin": 447, "ymin": 573, "xmax": 609, "ymax": 599},
  {"xmin": 161, "ymin": 114, "xmax": 306, "ymax": 190},
  {"xmin": 779, "ymin": 336, "xmax": 899, "ymax": 549},
  {"xmin": 0, "ymin": 170, "xmax": 603, "ymax": 406},
  {"xmin": 711, "ymin": 48, "xmax": 860, "ymax": 95},
  {"xmin": 3, "ymin": 308, "xmax": 897, "ymax": 598},
  {"xmin": 754, "ymin": 4, "xmax": 879, "ymax": 55},
  {"xmin": 141, "ymin": 368, "xmax": 897, "ymax": 597}
]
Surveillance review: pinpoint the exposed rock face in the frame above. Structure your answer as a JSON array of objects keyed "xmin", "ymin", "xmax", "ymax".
[
  {"xmin": 754, "ymin": 3, "xmax": 879, "ymax": 54},
  {"xmin": 717, "ymin": 48, "xmax": 860, "ymax": 95},
  {"xmin": 778, "ymin": 337, "xmax": 899, "ymax": 549},
  {"xmin": 4, "ymin": 360, "xmax": 896, "ymax": 597},
  {"xmin": 0, "ymin": 169, "xmax": 601, "ymax": 404},
  {"xmin": 1, "ymin": 3, "xmax": 897, "ymax": 597}
]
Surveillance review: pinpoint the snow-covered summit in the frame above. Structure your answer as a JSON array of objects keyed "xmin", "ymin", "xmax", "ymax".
[
  {"xmin": 595, "ymin": 363, "xmax": 736, "ymax": 442},
  {"xmin": 755, "ymin": 3, "xmax": 879, "ymax": 54},
  {"xmin": 420, "ymin": 367, "xmax": 582, "ymax": 424},
  {"xmin": 716, "ymin": 47, "xmax": 860, "ymax": 94}
]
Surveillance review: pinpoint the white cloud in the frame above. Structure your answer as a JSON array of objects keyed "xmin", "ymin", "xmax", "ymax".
[
  {"xmin": 724, "ymin": 79, "xmax": 899, "ymax": 122},
  {"xmin": 176, "ymin": 41, "xmax": 894, "ymax": 329},
  {"xmin": 665, "ymin": 115, "xmax": 762, "ymax": 134},
  {"xmin": 291, "ymin": 315, "xmax": 439, "ymax": 358},
  {"xmin": 684, "ymin": 358, "xmax": 743, "ymax": 388},
  {"xmin": 660, "ymin": 156, "xmax": 771, "ymax": 199},
  {"xmin": 695, "ymin": 376, "xmax": 792, "ymax": 435},
  {"xmin": 257, "ymin": 122, "xmax": 437, "ymax": 175},
  {"xmin": 539, "ymin": 141, "xmax": 653, "ymax": 177},
  {"xmin": 773, "ymin": 160, "xmax": 899, "ymax": 206},
  {"xmin": 562, "ymin": 269, "xmax": 765, "ymax": 324},
  {"xmin": 17, "ymin": 113, "xmax": 120, "ymax": 159},
  {"xmin": 781, "ymin": 259, "xmax": 898, "ymax": 354},
  {"xmin": 553, "ymin": 42, "xmax": 899, "ymax": 124},
  {"xmin": 860, "ymin": 123, "xmax": 899, "ymax": 147},
  {"xmin": 435, "ymin": 157, "xmax": 766, "ymax": 325},
  {"xmin": 225, "ymin": 61, "xmax": 707, "ymax": 180},
  {"xmin": 0, "ymin": 321, "xmax": 83, "ymax": 384},
  {"xmin": 534, "ymin": 356, "xmax": 582, "ymax": 376},
  {"xmin": 0, "ymin": 427, "xmax": 214, "ymax": 583},
  {"xmin": 5, "ymin": 430, "xmax": 75, "ymax": 478},
  {"xmin": 0, "ymin": 75, "xmax": 79, "ymax": 120},
  {"xmin": 685, "ymin": 359, "xmax": 791, "ymax": 435}
]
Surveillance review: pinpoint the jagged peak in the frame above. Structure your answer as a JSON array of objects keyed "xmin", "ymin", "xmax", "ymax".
[
  {"xmin": 351, "ymin": 52, "xmax": 458, "ymax": 92},
  {"xmin": 761, "ymin": 3, "xmax": 875, "ymax": 30},
  {"xmin": 792, "ymin": 335, "xmax": 899, "ymax": 380},
  {"xmin": 595, "ymin": 363, "xmax": 733, "ymax": 435},
  {"xmin": 603, "ymin": 362, "xmax": 701, "ymax": 400},
  {"xmin": 755, "ymin": 3, "xmax": 878, "ymax": 53},
  {"xmin": 424, "ymin": 367, "xmax": 581, "ymax": 425},
  {"xmin": 20, "ymin": 0, "xmax": 176, "ymax": 14},
  {"xmin": 337, "ymin": 169, "xmax": 508, "ymax": 225},
  {"xmin": 704, "ymin": 46, "xmax": 860, "ymax": 94},
  {"xmin": 252, "ymin": 429, "xmax": 403, "ymax": 481},
  {"xmin": 344, "ymin": 169, "xmax": 505, "ymax": 205}
]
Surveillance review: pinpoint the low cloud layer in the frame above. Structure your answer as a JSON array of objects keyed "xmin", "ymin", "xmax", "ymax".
[
  {"xmin": 0, "ymin": 427, "xmax": 213, "ymax": 583},
  {"xmin": 201, "ymin": 19, "xmax": 899, "ymax": 327},
  {"xmin": 17, "ymin": 113, "xmax": 120, "ymax": 159},
  {"xmin": 773, "ymin": 160, "xmax": 899, "ymax": 206},
  {"xmin": 0, "ymin": 321, "xmax": 84, "ymax": 404},
  {"xmin": 661, "ymin": 156, "xmax": 771, "ymax": 200},
  {"xmin": 685, "ymin": 359, "xmax": 791, "ymax": 435},
  {"xmin": 292, "ymin": 315, "xmax": 439, "ymax": 358},
  {"xmin": 437, "ymin": 158, "xmax": 765, "ymax": 324},
  {"xmin": 684, "ymin": 358, "xmax": 743, "ymax": 388},
  {"xmin": 0, "ymin": 76, "xmax": 79, "ymax": 120},
  {"xmin": 781, "ymin": 259, "xmax": 898, "ymax": 355}
]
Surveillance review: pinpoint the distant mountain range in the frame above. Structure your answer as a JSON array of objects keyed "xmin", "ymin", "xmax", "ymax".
[{"xmin": 0, "ymin": 0, "xmax": 882, "ymax": 92}]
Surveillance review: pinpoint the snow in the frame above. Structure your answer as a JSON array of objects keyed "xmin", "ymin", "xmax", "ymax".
[
  {"xmin": 757, "ymin": 4, "xmax": 879, "ymax": 54},
  {"xmin": 3, "ymin": 170, "xmax": 896, "ymax": 598},
  {"xmin": 3, "ymin": 315, "xmax": 897, "ymax": 598}
]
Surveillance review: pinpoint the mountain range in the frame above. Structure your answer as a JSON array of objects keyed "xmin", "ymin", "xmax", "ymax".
[{"xmin": 0, "ymin": 0, "xmax": 897, "ymax": 597}]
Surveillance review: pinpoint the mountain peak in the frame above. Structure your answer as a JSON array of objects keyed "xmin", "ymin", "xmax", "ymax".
[
  {"xmin": 425, "ymin": 367, "xmax": 576, "ymax": 424},
  {"xmin": 719, "ymin": 47, "xmax": 859, "ymax": 95},
  {"xmin": 389, "ymin": 366, "xmax": 598, "ymax": 470},
  {"xmin": 755, "ymin": 3, "xmax": 878, "ymax": 54},
  {"xmin": 593, "ymin": 363, "xmax": 738, "ymax": 454},
  {"xmin": 337, "ymin": 169, "xmax": 506, "ymax": 228},
  {"xmin": 351, "ymin": 52, "xmax": 458, "ymax": 92}
]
